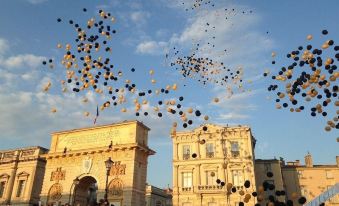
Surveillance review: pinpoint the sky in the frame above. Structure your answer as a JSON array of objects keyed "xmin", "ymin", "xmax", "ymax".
[{"xmin": 0, "ymin": 0, "xmax": 338, "ymax": 188}]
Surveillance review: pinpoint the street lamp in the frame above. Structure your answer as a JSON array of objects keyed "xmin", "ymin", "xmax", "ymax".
[
  {"xmin": 68, "ymin": 177, "xmax": 80, "ymax": 206},
  {"xmin": 104, "ymin": 157, "xmax": 114, "ymax": 205}
]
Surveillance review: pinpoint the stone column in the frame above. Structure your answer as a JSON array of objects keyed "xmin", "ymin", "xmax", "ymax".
[
  {"xmin": 5, "ymin": 153, "xmax": 19, "ymax": 203},
  {"xmin": 173, "ymin": 165, "xmax": 178, "ymax": 188},
  {"xmin": 196, "ymin": 137, "xmax": 201, "ymax": 158}
]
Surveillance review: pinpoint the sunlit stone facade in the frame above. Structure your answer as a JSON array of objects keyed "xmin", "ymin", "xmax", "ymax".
[
  {"xmin": 0, "ymin": 146, "xmax": 48, "ymax": 206},
  {"xmin": 38, "ymin": 120, "xmax": 155, "ymax": 206},
  {"xmin": 281, "ymin": 154, "xmax": 339, "ymax": 205},
  {"xmin": 171, "ymin": 124, "xmax": 257, "ymax": 206},
  {"xmin": 255, "ymin": 155, "xmax": 339, "ymax": 206}
]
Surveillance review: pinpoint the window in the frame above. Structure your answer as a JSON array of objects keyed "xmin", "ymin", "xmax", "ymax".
[
  {"xmin": 16, "ymin": 180, "xmax": 25, "ymax": 197},
  {"xmin": 231, "ymin": 170, "xmax": 243, "ymax": 186},
  {"xmin": 264, "ymin": 163, "xmax": 272, "ymax": 172},
  {"xmin": 156, "ymin": 200, "xmax": 162, "ymax": 206},
  {"xmin": 297, "ymin": 170, "xmax": 303, "ymax": 179},
  {"xmin": 206, "ymin": 143, "xmax": 214, "ymax": 158},
  {"xmin": 300, "ymin": 186, "xmax": 307, "ymax": 197},
  {"xmin": 231, "ymin": 142, "xmax": 240, "ymax": 157},
  {"xmin": 0, "ymin": 181, "xmax": 5, "ymax": 198},
  {"xmin": 265, "ymin": 180, "xmax": 275, "ymax": 200},
  {"xmin": 183, "ymin": 145, "xmax": 190, "ymax": 160},
  {"xmin": 326, "ymin": 171, "xmax": 333, "ymax": 179},
  {"xmin": 182, "ymin": 172, "xmax": 193, "ymax": 188},
  {"xmin": 206, "ymin": 171, "xmax": 217, "ymax": 185}
]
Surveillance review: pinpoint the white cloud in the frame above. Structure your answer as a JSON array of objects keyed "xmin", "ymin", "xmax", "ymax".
[
  {"xmin": 136, "ymin": 41, "xmax": 168, "ymax": 55},
  {"xmin": 217, "ymin": 112, "xmax": 250, "ymax": 120},
  {"xmin": 0, "ymin": 38, "xmax": 9, "ymax": 55},
  {"xmin": 130, "ymin": 11, "xmax": 151, "ymax": 25},
  {"xmin": 26, "ymin": 0, "xmax": 48, "ymax": 4},
  {"xmin": 0, "ymin": 54, "xmax": 45, "ymax": 69}
]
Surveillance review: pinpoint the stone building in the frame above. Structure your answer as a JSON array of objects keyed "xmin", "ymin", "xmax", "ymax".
[
  {"xmin": 255, "ymin": 154, "xmax": 339, "ymax": 206},
  {"xmin": 39, "ymin": 120, "xmax": 155, "ymax": 206},
  {"xmin": 171, "ymin": 124, "xmax": 257, "ymax": 206},
  {"xmin": 145, "ymin": 184, "xmax": 172, "ymax": 206},
  {"xmin": 0, "ymin": 146, "xmax": 48, "ymax": 205},
  {"xmin": 254, "ymin": 158, "xmax": 286, "ymax": 205},
  {"xmin": 281, "ymin": 154, "xmax": 339, "ymax": 205}
]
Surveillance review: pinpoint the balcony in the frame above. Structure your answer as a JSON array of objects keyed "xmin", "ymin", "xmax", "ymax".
[
  {"xmin": 197, "ymin": 185, "xmax": 223, "ymax": 191},
  {"xmin": 183, "ymin": 154, "xmax": 190, "ymax": 160},
  {"xmin": 182, "ymin": 187, "xmax": 192, "ymax": 192},
  {"xmin": 206, "ymin": 152, "xmax": 214, "ymax": 158}
]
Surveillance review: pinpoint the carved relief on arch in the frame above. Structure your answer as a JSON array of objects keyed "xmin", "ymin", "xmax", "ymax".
[
  {"xmin": 108, "ymin": 178, "xmax": 123, "ymax": 197},
  {"xmin": 48, "ymin": 183, "xmax": 63, "ymax": 202}
]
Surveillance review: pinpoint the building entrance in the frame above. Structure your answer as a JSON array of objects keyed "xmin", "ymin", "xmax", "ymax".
[{"xmin": 73, "ymin": 176, "xmax": 98, "ymax": 206}]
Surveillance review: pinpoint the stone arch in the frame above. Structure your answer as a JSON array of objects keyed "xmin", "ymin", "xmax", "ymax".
[{"xmin": 73, "ymin": 175, "xmax": 98, "ymax": 206}]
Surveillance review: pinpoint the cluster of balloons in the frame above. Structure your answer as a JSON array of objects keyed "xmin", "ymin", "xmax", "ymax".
[
  {"xmin": 41, "ymin": 8, "xmax": 212, "ymax": 129},
  {"xmin": 265, "ymin": 30, "xmax": 338, "ymax": 132}
]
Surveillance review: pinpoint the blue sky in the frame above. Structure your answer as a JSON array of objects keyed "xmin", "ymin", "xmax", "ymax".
[{"xmin": 0, "ymin": 0, "xmax": 338, "ymax": 188}]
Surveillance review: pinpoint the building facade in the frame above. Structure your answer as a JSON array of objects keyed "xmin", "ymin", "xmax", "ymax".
[
  {"xmin": 171, "ymin": 124, "xmax": 257, "ymax": 206},
  {"xmin": 281, "ymin": 154, "xmax": 339, "ymax": 205},
  {"xmin": 0, "ymin": 146, "xmax": 48, "ymax": 206},
  {"xmin": 254, "ymin": 159, "xmax": 286, "ymax": 205},
  {"xmin": 39, "ymin": 120, "xmax": 155, "ymax": 206},
  {"xmin": 145, "ymin": 184, "xmax": 172, "ymax": 206}
]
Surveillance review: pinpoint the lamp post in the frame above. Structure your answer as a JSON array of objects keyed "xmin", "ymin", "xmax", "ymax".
[
  {"xmin": 68, "ymin": 177, "xmax": 80, "ymax": 206},
  {"xmin": 104, "ymin": 157, "xmax": 114, "ymax": 205}
]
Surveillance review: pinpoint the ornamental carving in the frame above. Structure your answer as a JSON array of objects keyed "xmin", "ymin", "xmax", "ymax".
[
  {"xmin": 21, "ymin": 149, "xmax": 35, "ymax": 157},
  {"xmin": 110, "ymin": 161, "xmax": 126, "ymax": 176},
  {"xmin": 50, "ymin": 167, "xmax": 66, "ymax": 182},
  {"xmin": 108, "ymin": 178, "xmax": 123, "ymax": 197},
  {"xmin": 48, "ymin": 183, "xmax": 63, "ymax": 201}
]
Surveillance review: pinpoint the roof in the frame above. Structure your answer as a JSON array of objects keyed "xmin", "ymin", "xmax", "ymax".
[
  {"xmin": 255, "ymin": 159, "xmax": 280, "ymax": 163},
  {"xmin": 282, "ymin": 165, "xmax": 339, "ymax": 169},
  {"xmin": 0, "ymin": 146, "xmax": 49, "ymax": 153},
  {"xmin": 175, "ymin": 123, "xmax": 251, "ymax": 135},
  {"xmin": 52, "ymin": 120, "xmax": 150, "ymax": 135}
]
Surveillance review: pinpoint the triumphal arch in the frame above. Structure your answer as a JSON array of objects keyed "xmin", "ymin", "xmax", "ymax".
[{"xmin": 40, "ymin": 120, "xmax": 155, "ymax": 206}]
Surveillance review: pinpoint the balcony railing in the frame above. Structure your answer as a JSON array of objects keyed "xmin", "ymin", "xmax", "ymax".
[
  {"xmin": 206, "ymin": 152, "xmax": 214, "ymax": 158},
  {"xmin": 198, "ymin": 185, "xmax": 223, "ymax": 191},
  {"xmin": 183, "ymin": 154, "xmax": 190, "ymax": 160},
  {"xmin": 182, "ymin": 187, "xmax": 192, "ymax": 192}
]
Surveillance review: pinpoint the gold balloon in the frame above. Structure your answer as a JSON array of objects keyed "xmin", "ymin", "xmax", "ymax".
[
  {"xmin": 245, "ymin": 194, "xmax": 251, "ymax": 199},
  {"xmin": 306, "ymin": 34, "xmax": 313, "ymax": 40},
  {"xmin": 84, "ymin": 112, "xmax": 90, "ymax": 117},
  {"xmin": 187, "ymin": 107, "xmax": 193, "ymax": 113},
  {"xmin": 226, "ymin": 183, "xmax": 233, "ymax": 190},
  {"xmin": 51, "ymin": 108, "xmax": 57, "ymax": 113},
  {"xmin": 291, "ymin": 192, "xmax": 298, "ymax": 199}
]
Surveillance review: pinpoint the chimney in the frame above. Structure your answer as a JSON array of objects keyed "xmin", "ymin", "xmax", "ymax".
[
  {"xmin": 305, "ymin": 153, "xmax": 313, "ymax": 167},
  {"xmin": 336, "ymin": 156, "xmax": 339, "ymax": 167}
]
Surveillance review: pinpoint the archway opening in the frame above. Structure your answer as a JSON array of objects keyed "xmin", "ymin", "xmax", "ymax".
[{"xmin": 73, "ymin": 176, "xmax": 98, "ymax": 206}]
